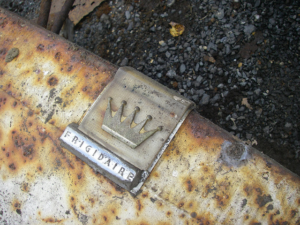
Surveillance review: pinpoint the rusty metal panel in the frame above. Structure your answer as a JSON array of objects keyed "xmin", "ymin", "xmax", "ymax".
[
  {"xmin": 0, "ymin": 8, "xmax": 116, "ymax": 130},
  {"xmin": 0, "ymin": 8, "xmax": 299, "ymax": 225}
]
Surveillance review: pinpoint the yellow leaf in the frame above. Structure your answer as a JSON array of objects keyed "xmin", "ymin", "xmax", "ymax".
[
  {"xmin": 169, "ymin": 22, "xmax": 185, "ymax": 37},
  {"xmin": 238, "ymin": 62, "xmax": 243, "ymax": 67}
]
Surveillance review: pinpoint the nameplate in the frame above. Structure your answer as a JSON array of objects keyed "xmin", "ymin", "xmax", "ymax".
[{"xmin": 60, "ymin": 123, "xmax": 141, "ymax": 188}]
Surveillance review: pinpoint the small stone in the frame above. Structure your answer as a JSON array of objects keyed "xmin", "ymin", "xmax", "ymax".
[
  {"xmin": 196, "ymin": 76, "xmax": 203, "ymax": 83},
  {"xmin": 166, "ymin": 0, "xmax": 176, "ymax": 7},
  {"xmin": 166, "ymin": 69, "xmax": 176, "ymax": 78},
  {"xmin": 254, "ymin": 88, "xmax": 261, "ymax": 95},
  {"xmin": 225, "ymin": 44, "xmax": 231, "ymax": 55},
  {"xmin": 284, "ymin": 122, "xmax": 292, "ymax": 131},
  {"xmin": 218, "ymin": 83, "xmax": 224, "ymax": 88},
  {"xmin": 210, "ymin": 94, "xmax": 220, "ymax": 104},
  {"xmin": 158, "ymin": 46, "xmax": 168, "ymax": 52},
  {"xmin": 150, "ymin": 26, "xmax": 156, "ymax": 32},
  {"xmin": 195, "ymin": 63, "xmax": 199, "ymax": 72},
  {"xmin": 222, "ymin": 91, "xmax": 229, "ymax": 97},
  {"xmin": 180, "ymin": 64, "xmax": 186, "ymax": 73},
  {"xmin": 257, "ymin": 78, "xmax": 263, "ymax": 85},
  {"xmin": 207, "ymin": 42, "xmax": 217, "ymax": 51},
  {"xmin": 159, "ymin": 40, "xmax": 166, "ymax": 46},
  {"xmin": 232, "ymin": 113, "xmax": 238, "ymax": 119},
  {"xmin": 165, "ymin": 51, "xmax": 171, "ymax": 58},
  {"xmin": 127, "ymin": 21, "xmax": 134, "ymax": 31},
  {"xmin": 120, "ymin": 57, "xmax": 128, "ymax": 66},
  {"xmin": 244, "ymin": 24, "xmax": 256, "ymax": 35},
  {"xmin": 200, "ymin": 94, "xmax": 210, "ymax": 105},
  {"xmin": 254, "ymin": 0, "xmax": 261, "ymax": 7},
  {"xmin": 215, "ymin": 9, "xmax": 224, "ymax": 20},
  {"xmin": 246, "ymin": 133, "xmax": 252, "ymax": 139},
  {"xmin": 125, "ymin": 11, "xmax": 131, "ymax": 20},
  {"xmin": 197, "ymin": 89, "xmax": 205, "ymax": 97},
  {"xmin": 239, "ymin": 106, "xmax": 245, "ymax": 111},
  {"xmin": 269, "ymin": 18, "xmax": 276, "ymax": 25},
  {"xmin": 192, "ymin": 95, "xmax": 199, "ymax": 102},
  {"xmin": 263, "ymin": 126, "xmax": 269, "ymax": 134}
]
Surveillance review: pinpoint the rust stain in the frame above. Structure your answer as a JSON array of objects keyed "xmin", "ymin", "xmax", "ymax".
[
  {"xmin": 47, "ymin": 76, "xmax": 58, "ymax": 86},
  {"xmin": 141, "ymin": 191, "xmax": 149, "ymax": 198},
  {"xmin": 42, "ymin": 217, "xmax": 63, "ymax": 223},
  {"xmin": 136, "ymin": 199, "xmax": 143, "ymax": 212},
  {"xmin": 20, "ymin": 182, "xmax": 29, "ymax": 192},
  {"xmin": 184, "ymin": 179, "xmax": 195, "ymax": 192},
  {"xmin": 11, "ymin": 199, "xmax": 21, "ymax": 215}
]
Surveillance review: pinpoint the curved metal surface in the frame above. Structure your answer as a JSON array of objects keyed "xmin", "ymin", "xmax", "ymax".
[{"xmin": 0, "ymin": 8, "xmax": 299, "ymax": 225}]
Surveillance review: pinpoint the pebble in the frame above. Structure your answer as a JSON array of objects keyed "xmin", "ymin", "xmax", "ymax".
[
  {"xmin": 196, "ymin": 76, "xmax": 203, "ymax": 83},
  {"xmin": 200, "ymin": 94, "xmax": 210, "ymax": 105},
  {"xmin": 120, "ymin": 58, "xmax": 128, "ymax": 66},
  {"xmin": 166, "ymin": 69, "xmax": 176, "ymax": 78},
  {"xmin": 246, "ymin": 133, "xmax": 252, "ymax": 139},
  {"xmin": 127, "ymin": 21, "xmax": 134, "ymax": 31},
  {"xmin": 166, "ymin": 0, "xmax": 175, "ymax": 7},
  {"xmin": 254, "ymin": 89, "xmax": 261, "ymax": 95},
  {"xmin": 263, "ymin": 126, "xmax": 270, "ymax": 135},
  {"xmin": 159, "ymin": 46, "xmax": 168, "ymax": 52},
  {"xmin": 125, "ymin": 11, "xmax": 131, "ymax": 19},
  {"xmin": 180, "ymin": 64, "xmax": 186, "ymax": 73},
  {"xmin": 215, "ymin": 9, "xmax": 224, "ymax": 20},
  {"xmin": 244, "ymin": 24, "xmax": 256, "ymax": 35},
  {"xmin": 210, "ymin": 94, "xmax": 220, "ymax": 104}
]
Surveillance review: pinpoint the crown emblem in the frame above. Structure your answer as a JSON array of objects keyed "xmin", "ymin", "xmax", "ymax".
[{"xmin": 102, "ymin": 97, "xmax": 163, "ymax": 148}]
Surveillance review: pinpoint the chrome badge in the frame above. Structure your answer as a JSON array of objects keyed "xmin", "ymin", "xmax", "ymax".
[{"xmin": 60, "ymin": 67, "xmax": 194, "ymax": 195}]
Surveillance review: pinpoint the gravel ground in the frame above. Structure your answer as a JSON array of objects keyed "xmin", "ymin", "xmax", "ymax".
[{"xmin": 1, "ymin": 0, "xmax": 299, "ymax": 175}]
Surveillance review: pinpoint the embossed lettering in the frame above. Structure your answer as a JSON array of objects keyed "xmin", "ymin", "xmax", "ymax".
[
  {"xmin": 98, "ymin": 153, "xmax": 104, "ymax": 160},
  {"xmin": 64, "ymin": 131, "xmax": 71, "ymax": 138},
  {"xmin": 61, "ymin": 127, "xmax": 137, "ymax": 186},
  {"xmin": 72, "ymin": 136, "xmax": 78, "ymax": 144},
  {"xmin": 86, "ymin": 145, "xmax": 91, "ymax": 152},
  {"xmin": 104, "ymin": 159, "xmax": 111, "ymax": 166},
  {"xmin": 92, "ymin": 149, "xmax": 97, "ymax": 156},
  {"xmin": 127, "ymin": 172, "xmax": 134, "ymax": 181},
  {"xmin": 80, "ymin": 141, "xmax": 84, "ymax": 148},
  {"xmin": 118, "ymin": 167, "xmax": 125, "ymax": 176},
  {"xmin": 113, "ymin": 163, "xmax": 118, "ymax": 170}
]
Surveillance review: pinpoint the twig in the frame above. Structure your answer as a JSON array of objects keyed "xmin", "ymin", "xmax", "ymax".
[
  {"xmin": 51, "ymin": 0, "xmax": 75, "ymax": 34},
  {"xmin": 37, "ymin": 0, "xmax": 52, "ymax": 28}
]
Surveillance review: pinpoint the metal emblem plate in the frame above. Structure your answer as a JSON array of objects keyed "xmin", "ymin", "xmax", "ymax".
[{"xmin": 60, "ymin": 67, "xmax": 194, "ymax": 195}]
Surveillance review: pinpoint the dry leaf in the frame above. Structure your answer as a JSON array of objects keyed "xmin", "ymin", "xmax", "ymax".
[
  {"xmin": 251, "ymin": 139, "xmax": 258, "ymax": 145},
  {"xmin": 48, "ymin": 0, "xmax": 105, "ymax": 27},
  {"xmin": 169, "ymin": 22, "xmax": 185, "ymax": 37},
  {"xmin": 203, "ymin": 55, "xmax": 216, "ymax": 63},
  {"xmin": 241, "ymin": 98, "xmax": 253, "ymax": 110},
  {"xmin": 69, "ymin": 0, "xmax": 105, "ymax": 25}
]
